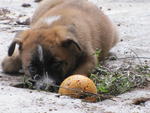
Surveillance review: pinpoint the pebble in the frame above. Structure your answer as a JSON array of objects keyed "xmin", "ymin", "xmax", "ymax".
[
  {"xmin": 22, "ymin": 3, "xmax": 31, "ymax": 8},
  {"xmin": 16, "ymin": 18, "xmax": 30, "ymax": 25},
  {"xmin": 34, "ymin": 0, "xmax": 42, "ymax": 2}
]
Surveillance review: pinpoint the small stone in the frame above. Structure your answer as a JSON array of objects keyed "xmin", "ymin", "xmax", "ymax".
[
  {"xmin": 120, "ymin": 39, "xmax": 123, "ymax": 42},
  {"xmin": 16, "ymin": 18, "xmax": 30, "ymax": 25},
  {"xmin": 22, "ymin": 3, "xmax": 31, "ymax": 8},
  {"xmin": 117, "ymin": 23, "xmax": 121, "ymax": 26},
  {"xmin": 55, "ymin": 95, "xmax": 60, "ymax": 98},
  {"xmin": 144, "ymin": 60, "xmax": 147, "ymax": 63},
  {"xmin": 34, "ymin": 0, "xmax": 42, "ymax": 2},
  {"xmin": 49, "ymin": 109, "xmax": 53, "ymax": 111},
  {"xmin": 99, "ymin": 7, "xmax": 102, "ymax": 10},
  {"xmin": 109, "ymin": 56, "xmax": 117, "ymax": 61}
]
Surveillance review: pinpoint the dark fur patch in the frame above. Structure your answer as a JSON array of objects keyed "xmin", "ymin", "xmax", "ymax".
[
  {"xmin": 28, "ymin": 43, "xmax": 85, "ymax": 89},
  {"xmin": 29, "ymin": 45, "xmax": 67, "ymax": 85}
]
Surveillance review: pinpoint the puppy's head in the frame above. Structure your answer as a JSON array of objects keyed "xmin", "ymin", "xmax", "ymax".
[{"xmin": 8, "ymin": 26, "xmax": 84, "ymax": 89}]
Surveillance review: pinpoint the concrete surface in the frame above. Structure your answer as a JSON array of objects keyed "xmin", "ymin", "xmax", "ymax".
[{"xmin": 0, "ymin": 0, "xmax": 150, "ymax": 113}]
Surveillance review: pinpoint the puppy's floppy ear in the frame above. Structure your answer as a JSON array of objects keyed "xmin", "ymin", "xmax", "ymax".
[
  {"xmin": 8, "ymin": 30, "xmax": 30, "ymax": 56},
  {"xmin": 61, "ymin": 39, "xmax": 82, "ymax": 55},
  {"xmin": 8, "ymin": 39, "xmax": 22, "ymax": 56}
]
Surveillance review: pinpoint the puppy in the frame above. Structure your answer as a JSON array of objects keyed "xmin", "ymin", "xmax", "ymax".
[{"xmin": 2, "ymin": 0, "xmax": 118, "ymax": 89}]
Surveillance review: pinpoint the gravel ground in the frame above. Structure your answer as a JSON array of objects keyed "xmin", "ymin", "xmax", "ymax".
[{"xmin": 0, "ymin": 0, "xmax": 150, "ymax": 113}]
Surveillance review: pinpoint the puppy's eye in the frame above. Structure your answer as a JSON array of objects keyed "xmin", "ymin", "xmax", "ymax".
[
  {"xmin": 54, "ymin": 62, "xmax": 62, "ymax": 67},
  {"xmin": 53, "ymin": 61, "xmax": 64, "ymax": 68}
]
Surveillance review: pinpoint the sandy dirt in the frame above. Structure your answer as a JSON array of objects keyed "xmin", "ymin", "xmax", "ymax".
[{"xmin": 0, "ymin": 0, "xmax": 150, "ymax": 113}]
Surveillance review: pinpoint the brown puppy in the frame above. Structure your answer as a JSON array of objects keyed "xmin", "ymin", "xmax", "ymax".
[{"xmin": 2, "ymin": 0, "xmax": 118, "ymax": 89}]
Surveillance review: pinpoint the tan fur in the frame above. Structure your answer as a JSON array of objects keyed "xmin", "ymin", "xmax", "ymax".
[
  {"xmin": 2, "ymin": 0, "xmax": 118, "ymax": 76},
  {"xmin": 2, "ymin": 50, "xmax": 21, "ymax": 73}
]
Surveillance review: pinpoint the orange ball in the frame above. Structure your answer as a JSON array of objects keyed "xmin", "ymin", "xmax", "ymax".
[{"xmin": 58, "ymin": 75, "xmax": 97, "ymax": 102}]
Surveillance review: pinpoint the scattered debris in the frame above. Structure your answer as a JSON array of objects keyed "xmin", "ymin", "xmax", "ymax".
[
  {"xmin": 0, "ymin": 8, "xmax": 10, "ymax": 15},
  {"xmin": 90, "ymin": 60, "xmax": 150, "ymax": 96}
]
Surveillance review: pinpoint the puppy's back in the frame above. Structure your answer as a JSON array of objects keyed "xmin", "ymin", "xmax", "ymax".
[
  {"xmin": 31, "ymin": 0, "xmax": 70, "ymax": 25},
  {"xmin": 31, "ymin": 0, "xmax": 118, "ymax": 59}
]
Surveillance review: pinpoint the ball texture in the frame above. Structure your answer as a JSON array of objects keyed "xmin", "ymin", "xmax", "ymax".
[{"xmin": 58, "ymin": 75, "xmax": 97, "ymax": 102}]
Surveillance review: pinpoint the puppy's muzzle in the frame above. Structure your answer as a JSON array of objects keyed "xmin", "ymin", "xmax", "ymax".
[{"xmin": 32, "ymin": 72, "xmax": 57, "ymax": 91}]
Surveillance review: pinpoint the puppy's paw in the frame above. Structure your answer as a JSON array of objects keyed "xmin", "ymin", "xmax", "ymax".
[{"xmin": 1, "ymin": 56, "xmax": 21, "ymax": 73}]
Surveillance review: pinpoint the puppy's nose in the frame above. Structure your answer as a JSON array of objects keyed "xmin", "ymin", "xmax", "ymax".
[
  {"xmin": 38, "ymin": 83, "xmax": 47, "ymax": 90},
  {"xmin": 37, "ymin": 83, "xmax": 57, "ymax": 92}
]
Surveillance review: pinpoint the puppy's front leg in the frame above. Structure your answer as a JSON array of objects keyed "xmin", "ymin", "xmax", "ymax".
[
  {"xmin": 1, "ymin": 50, "xmax": 21, "ymax": 74},
  {"xmin": 73, "ymin": 55, "xmax": 97, "ymax": 76}
]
